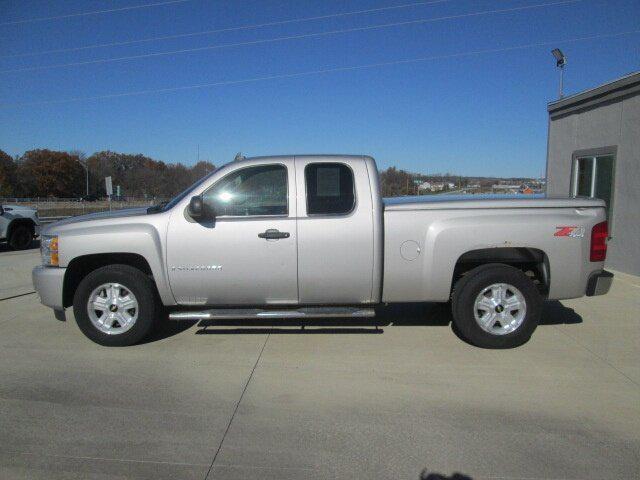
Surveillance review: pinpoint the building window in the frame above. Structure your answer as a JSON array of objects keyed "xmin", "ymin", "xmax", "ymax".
[
  {"xmin": 305, "ymin": 163, "xmax": 355, "ymax": 215},
  {"xmin": 572, "ymin": 154, "xmax": 615, "ymax": 228}
]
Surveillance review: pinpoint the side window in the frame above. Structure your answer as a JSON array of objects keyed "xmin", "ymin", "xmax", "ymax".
[
  {"xmin": 573, "ymin": 154, "xmax": 615, "ymax": 232},
  {"xmin": 203, "ymin": 164, "xmax": 288, "ymax": 217},
  {"xmin": 305, "ymin": 163, "xmax": 355, "ymax": 215}
]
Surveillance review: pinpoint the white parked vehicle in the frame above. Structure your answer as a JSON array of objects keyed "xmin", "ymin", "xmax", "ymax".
[{"xmin": 0, "ymin": 204, "xmax": 40, "ymax": 250}]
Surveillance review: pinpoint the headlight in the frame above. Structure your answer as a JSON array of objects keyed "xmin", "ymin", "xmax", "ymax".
[{"xmin": 41, "ymin": 235, "xmax": 59, "ymax": 266}]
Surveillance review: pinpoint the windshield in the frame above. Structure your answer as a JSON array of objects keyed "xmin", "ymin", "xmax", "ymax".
[{"xmin": 150, "ymin": 170, "xmax": 216, "ymax": 213}]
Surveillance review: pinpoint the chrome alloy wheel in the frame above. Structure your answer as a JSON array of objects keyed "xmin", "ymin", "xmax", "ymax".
[
  {"xmin": 87, "ymin": 283, "xmax": 139, "ymax": 335},
  {"xmin": 473, "ymin": 283, "xmax": 527, "ymax": 335}
]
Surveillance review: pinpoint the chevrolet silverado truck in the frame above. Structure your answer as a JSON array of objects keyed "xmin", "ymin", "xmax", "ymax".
[
  {"xmin": 1, "ymin": 204, "xmax": 40, "ymax": 250},
  {"xmin": 32, "ymin": 155, "xmax": 613, "ymax": 348}
]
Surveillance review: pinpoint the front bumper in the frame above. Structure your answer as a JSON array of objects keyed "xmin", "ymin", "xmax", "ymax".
[
  {"xmin": 586, "ymin": 270, "xmax": 614, "ymax": 297},
  {"xmin": 32, "ymin": 265, "xmax": 66, "ymax": 310}
]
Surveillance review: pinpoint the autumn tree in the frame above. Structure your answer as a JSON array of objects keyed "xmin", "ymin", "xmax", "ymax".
[
  {"xmin": 15, "ymin": 149, "xmax": 85, "ymax": 197},
  {"xmin": 0, "ymin": 149, "xmax": 17, "ymax": 196},
  {"xmin": 86, "ymin": 151, "xmax": 215, "ymax": 198},
  {"xmin": 379, "ymin": 166, "xmax": 416, "ymax": 197}
]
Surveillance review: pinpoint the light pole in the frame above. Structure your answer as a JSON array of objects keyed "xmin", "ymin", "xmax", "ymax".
[
  {"xmin": 551, "ymin": 48, "xmax": 567, "ymax": 99},
  {"xmin": 77, "ymin": 159, "xmax": 89, "ymax": 197}
]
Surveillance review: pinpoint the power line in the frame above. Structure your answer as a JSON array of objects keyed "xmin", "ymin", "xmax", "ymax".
[
  {"xmin": 1, "ymin": 0, "xmax": 455, "ymax": 58},
  {"xmin": 2, "ymin": 29, "xmax": 637, "ymax": 108},
  {"xmin": 0, "ymin": 0, "xmax": 194, "ymax": 26},
  {"xmin": 0, "ymin": 0, "xmax": 582, "ymax": 74}
]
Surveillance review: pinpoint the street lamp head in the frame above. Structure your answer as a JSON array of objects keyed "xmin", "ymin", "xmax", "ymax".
[{"xmin": 551, "ymin": 48, "xmax": 566, "ymax": 67}]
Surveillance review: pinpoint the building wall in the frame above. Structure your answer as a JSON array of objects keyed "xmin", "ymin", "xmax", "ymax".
[{"xmin": 546, "ymin": 93, "xmax": 640, "ymax": 276}]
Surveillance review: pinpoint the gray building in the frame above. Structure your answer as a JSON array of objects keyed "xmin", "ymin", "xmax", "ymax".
[{"xmin": 546, "ymin": 71, "xmax": 640, "ymax": 276}]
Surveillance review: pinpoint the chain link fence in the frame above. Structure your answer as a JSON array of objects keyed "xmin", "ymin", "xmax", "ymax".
[{"xmin": 1, "ymin": 197, "xmax": 167, "ymax": 219}]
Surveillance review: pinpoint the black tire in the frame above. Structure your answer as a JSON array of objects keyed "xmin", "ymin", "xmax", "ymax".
[
  {"xmin": 451, "ymin": 264, "xmax": 542, "ymax": 349},
  {"xmin": 8, "ymin": 224, "xmax": 33, "ymax": 250},
  {"xmin": 73, "ymin": 264, "xmax": 158, "ymax": 346}
]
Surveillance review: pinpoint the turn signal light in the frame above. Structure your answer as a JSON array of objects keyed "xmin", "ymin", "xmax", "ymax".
[
  {"xmin": 50, "ymin": 236, "xmax": 59, "ymax": 266},
  {"xmin": 590, "ymin": 221, "xmax": 608, "ymax": 262},
  {"xmin": 41, "ymin": 235, "xmax": 59, "ymax": 266}
]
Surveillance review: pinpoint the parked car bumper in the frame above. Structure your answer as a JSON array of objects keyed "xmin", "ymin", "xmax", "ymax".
[
  {"xmin": 32, "ymin": 265, "xmax": 66, "ymax": 311},
  {"xmin": 586, "ymin": 270, "xmax": 614, "ymax": 296}
]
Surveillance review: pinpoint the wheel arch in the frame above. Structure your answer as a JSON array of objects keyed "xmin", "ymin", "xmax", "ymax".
[
  {"xmin": 451, "ymin": 247, "xmax": 550, "ymax": 298},
  {"xmin": 63, "ymin": 253, "xmax": 154, "ymax": 308}
]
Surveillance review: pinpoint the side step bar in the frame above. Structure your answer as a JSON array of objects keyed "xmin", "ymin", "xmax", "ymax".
[{"xmin": 169, "ymin": 307, "xmax": 376, "ymax": 321}]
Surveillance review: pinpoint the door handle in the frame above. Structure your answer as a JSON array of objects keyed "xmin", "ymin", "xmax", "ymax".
[{"xmin": 258, "ymin": 229, "xmax": 290, "ymax": 240}]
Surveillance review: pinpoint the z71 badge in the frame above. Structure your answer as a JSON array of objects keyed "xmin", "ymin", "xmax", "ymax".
[{"xmin": 554, "ymin": 226, "xmax": 585, "ymax": 238}]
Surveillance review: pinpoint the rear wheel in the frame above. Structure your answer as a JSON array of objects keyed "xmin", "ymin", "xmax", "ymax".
[
  {"xmin": 451, "ymin": 264, "xmax": 541, "ymax": 349},
  {"xmin": 9, "ymin": 224, "xmax": 33, "ymax": 250},
  {"xmin": 73, "ymin": 265, "xmax": 158, "ymax": 346}
]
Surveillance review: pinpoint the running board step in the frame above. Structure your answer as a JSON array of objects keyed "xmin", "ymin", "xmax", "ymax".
[{"xmin": 169, "ymin": 307, "xmax": 376, "ymax": 321}]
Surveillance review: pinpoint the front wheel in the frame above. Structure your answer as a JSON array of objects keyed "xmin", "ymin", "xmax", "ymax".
[
  {"xmin": 9, "ymin": 225, "xmax": 33, "ymax": 250},
  {"xmin": 73, "ymin": 265, "xmax": 158, "ymax": 346},
  {"xmin": 451, "ymin": 264, "xmax": 542, "ymax": 349}
]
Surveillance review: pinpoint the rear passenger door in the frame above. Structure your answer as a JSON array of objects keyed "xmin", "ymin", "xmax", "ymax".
[{"xmin": 295, "ymin": 158, "xmax": 375, "ymax": 304}]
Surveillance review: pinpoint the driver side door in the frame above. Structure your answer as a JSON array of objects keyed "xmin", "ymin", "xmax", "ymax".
[{"xmin": 166, "ymin": 159, "xmax": 298, "ymax": 306}]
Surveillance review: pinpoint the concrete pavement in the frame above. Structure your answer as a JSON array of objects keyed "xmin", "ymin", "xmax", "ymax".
[
  {"xmin": 0, "ymin": 244, "xmax": 40, "ymax": 299},
  {"xmin": 0, "ymin": 249, "xmax": 638, "ymax": 479}
]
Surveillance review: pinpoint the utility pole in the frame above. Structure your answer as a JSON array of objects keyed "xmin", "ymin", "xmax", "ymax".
[{"xmin": 74, "ymin": 152, "xmax": 89, "ymax": 197}]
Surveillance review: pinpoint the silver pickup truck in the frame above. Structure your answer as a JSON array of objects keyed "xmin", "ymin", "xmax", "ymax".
[{"xmin": 33, "ymin": 155, "xmax": 612, "ymax": 348}]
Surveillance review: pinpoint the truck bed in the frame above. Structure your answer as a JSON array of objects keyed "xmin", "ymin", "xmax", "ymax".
[
  {"xmin": 383, "ymin": 194, "xmax": 605, "ymax": 211},
  {"xmin": 381, "ymin": 193, "xmax": 607, "ymax": 304}
]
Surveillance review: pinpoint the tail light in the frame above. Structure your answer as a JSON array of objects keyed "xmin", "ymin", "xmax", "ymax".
[{"xmin": 590, "ymin": 221, "xmax": 608, "ymax": 262}]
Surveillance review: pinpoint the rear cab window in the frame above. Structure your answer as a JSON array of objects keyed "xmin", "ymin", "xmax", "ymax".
[{"xmin": 305, "ymin": 163, "xmax": 355, "ymax": 215}]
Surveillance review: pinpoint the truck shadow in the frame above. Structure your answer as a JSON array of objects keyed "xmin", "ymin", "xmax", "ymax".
[
  {"xmin": 185, "ymin": 301, "xmax": 581, "ymax": 337},
  {"xmin": 420, "ymin": 472, "xmax": 473, "ymax": 480},
  {"xmin": 540, "ymin": 300, "xmax": 583, "ymax": 325},
  {"xmin": 0, "ymin": 239, "xmax": 40, "ymax": 253}
]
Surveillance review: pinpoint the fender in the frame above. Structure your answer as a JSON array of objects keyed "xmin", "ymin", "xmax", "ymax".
[{"xmin": 57, "ymin": 222, "xmax": 175, "ymax": 306}]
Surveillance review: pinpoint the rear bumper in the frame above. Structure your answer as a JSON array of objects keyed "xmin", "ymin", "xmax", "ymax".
[
  {"xmin": 586, "ymin": 270, "xmax": 613, "ymax": 297},
  {"xmin": 32, "ymin": 265, "xmax": 66, "ymax": 310}
]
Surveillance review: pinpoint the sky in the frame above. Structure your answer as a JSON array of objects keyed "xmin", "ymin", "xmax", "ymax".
[{"xmin": 0, "ymin": 0, "xmax": 638, "ymax": 178}]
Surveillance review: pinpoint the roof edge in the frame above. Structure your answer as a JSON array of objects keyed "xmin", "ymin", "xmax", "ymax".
[{"xmin": 547, "ymin": 71, "xmax": 640, "ymax": 115}]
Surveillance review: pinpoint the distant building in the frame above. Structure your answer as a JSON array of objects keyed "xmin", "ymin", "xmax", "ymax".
[
  {"xmin": 418, "ymin": 181, "xmax": 447, "ymax": 192},
  {"xmin": 546, "ymin": 71, "xmax": 640, "ymax": 275}
]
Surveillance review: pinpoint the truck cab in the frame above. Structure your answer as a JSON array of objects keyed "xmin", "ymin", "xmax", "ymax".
[{"xmin": 165, "ymin": 155, "xmax": 382, "ymax": 306}]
